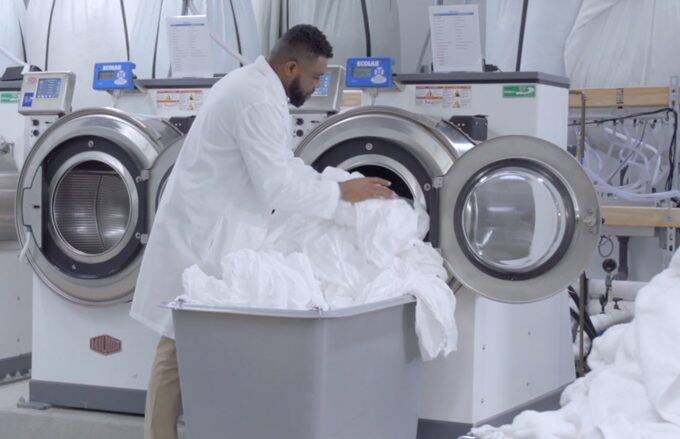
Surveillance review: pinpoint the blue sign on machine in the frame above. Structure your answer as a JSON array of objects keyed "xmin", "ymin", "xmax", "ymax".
[
  {"xmin": 345, "ymin": 57, "xmax": 393, "ymax": 88},
  {"xmin": 93, "ymin": 62, "xmax": 136, "ymax": 90}
]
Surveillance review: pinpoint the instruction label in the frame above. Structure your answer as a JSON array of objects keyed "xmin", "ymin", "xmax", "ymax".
[
  {"xmin": 415, "ymin": 85, "xmax": 471, "ymax": 109},
  {"xmin": 156, "ymin": 89, "xmax": 204, "ymax": 112},
  {"xmin": 503, "ymin": 85, "xmax": 536, "ymax": 98},
  {"xmin": 0, "ymin": 92, "xmax": 20, "ymax": 104}
]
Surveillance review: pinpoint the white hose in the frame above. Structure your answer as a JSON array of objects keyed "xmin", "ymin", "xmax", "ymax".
[
  {"xmin": 579, "ymin": 119, "xmax": 677, "ymax": 200},
  {"xmin": 587, "ymin": 169, "xmax": 680, "ymax": 201}
]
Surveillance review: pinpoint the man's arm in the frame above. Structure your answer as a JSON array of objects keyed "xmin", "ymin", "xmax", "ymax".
[{"xmin": 235, "ymin": 102, "xmax": 393, "ymax": 218}]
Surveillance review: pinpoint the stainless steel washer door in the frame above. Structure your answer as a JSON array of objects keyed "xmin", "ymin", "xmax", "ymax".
[
  {"xmin": 49, "ymin": 152, "xmax": 139, "ymax": 265},
  {"xmin": 441, "ymin": 135, "xmax": 600, "ymax": 303},
  {"xmin": 16, "ymin": 108, "xmax": 184, "ymax": 305}
]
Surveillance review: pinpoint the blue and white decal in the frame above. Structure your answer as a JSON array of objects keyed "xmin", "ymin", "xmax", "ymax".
[
  {"xmin": 93, "ymin": 62, "xmax": 136, "ymax": 90},
  {"xmin": 345, "ymin": 57, "xmax": 393, "ymax": 89}
]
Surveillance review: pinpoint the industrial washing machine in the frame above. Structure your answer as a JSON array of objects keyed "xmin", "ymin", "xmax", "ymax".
[
  {"xmin": 0, "ymin": 72, "xmax": 32, "ymax": 383},
  {"xmin": 15, "ymin": 70, "xmax": 189, "ymax": 412},
  {"xmin": 296, "ymin": 69, "xmax": 600, "ymax": 437},
  {"xmin": 12, "ymin": 62, "xmax": 344, "ymax": 412}
]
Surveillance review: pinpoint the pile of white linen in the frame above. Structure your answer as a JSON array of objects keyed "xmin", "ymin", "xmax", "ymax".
[
  {"xmin": 178, "ymin": 167, "xmax": 458, "ymax": 361},
  {"xmin": 473, "ymin": 250, "xmax": 680, "ymax": 439}
]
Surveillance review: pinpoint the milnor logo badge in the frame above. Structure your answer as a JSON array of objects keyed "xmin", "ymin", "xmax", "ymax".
[{"xmin": 356, "ymin": 60, "xmax": 380, "ymax": 67}]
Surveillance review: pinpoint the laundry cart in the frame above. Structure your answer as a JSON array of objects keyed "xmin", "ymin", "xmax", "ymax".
[{"xmin": 167, "ymin": 296, "xmax": 422, "ymax": 439}]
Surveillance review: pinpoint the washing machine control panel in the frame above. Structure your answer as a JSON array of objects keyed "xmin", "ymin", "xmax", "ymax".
[
  {"xmin": 346, "ymin": 57, "xmax": 393, "ymax": 88},
  {"xmin": 289, "ymin": 112, "xmax": 329, "ymax": 148},
  {"xmin": 93, "ymin": 62, "xmax": 136, "ymax": 91},
  {"xmin": 19, "ymin": 72, "xmax": 75, "ymax": 115},
  {"xmin": 290, "ymin": 65, "xmax": 344, "ymax": 114}
]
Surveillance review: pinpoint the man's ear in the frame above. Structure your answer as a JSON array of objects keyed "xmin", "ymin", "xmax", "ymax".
[{"xmin": 283, "ymin": 60, "xmax": 299, "ymax": 77}]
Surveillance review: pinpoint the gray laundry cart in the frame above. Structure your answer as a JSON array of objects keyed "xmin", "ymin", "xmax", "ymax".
[{"xmin": 167, "ymin": 296, "xmax": 422, "ymax": 439}]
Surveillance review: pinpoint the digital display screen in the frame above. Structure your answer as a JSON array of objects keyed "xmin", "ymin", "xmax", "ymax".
[
  {"xmin": 312, "ymin": 72, "xmax": 331, "ymax": 97},
  {"xmin": 36, "ymin": 78, "xmax": 62, "ymax": 99},
  {"xmin": 98, "ymin": 70, "xmax": 115, "ymax": 80},
  {"xmin": 352, "ymin": 67, "xmax": 373, "ymax": 78}
]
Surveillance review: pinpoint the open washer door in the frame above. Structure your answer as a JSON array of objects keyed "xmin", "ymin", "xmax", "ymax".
[
  {"xmin": 16, "ymin": 108, "xmax": 183, "ymax": 305},
  {"xmin": 441, "ymin": 135, "xmax": 600, "ymax": 303}
]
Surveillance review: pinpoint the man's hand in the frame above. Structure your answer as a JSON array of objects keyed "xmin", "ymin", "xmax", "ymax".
[{"xmin": 339, "ymin": 177, "xmax": 396, "ymax": 203}]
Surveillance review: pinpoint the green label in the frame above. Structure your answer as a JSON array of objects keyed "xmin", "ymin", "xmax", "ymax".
[
  {"xmin": 503, "ymin": 85, "xmax": 536, "ymax": 98},
  {"xmin": 0, "ymin": 92, "xmax": 20, "ymax": 104}
]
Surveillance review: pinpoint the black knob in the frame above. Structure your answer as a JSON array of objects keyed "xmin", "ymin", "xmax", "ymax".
[
  {"xmin": 295, "ymin": 129, "xmax": 304, "ymax": 137},
  {"xmin": 32, "ymin": 119, "xmax": 39, "ymax": 126},
  {"xmin": 32, "ymin": 129, "xmax": 40, "ymax": 137},
  {"xmin": 296, "ymin": 118, "xmax": 304, "ymax": 126},
  {"xmin": 602, "ymin": 258, "xmax": 617, "ymax": 274}
]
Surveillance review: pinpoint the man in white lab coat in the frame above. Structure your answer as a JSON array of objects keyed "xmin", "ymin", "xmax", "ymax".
[{"xmin": 130, "ymin": 25, "xmax": 394, "ymax": 439}]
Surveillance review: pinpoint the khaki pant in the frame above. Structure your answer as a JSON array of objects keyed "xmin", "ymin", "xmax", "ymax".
[{"xmin": 145, "ymin": 336, "xmax": 182, "ymax": 439}]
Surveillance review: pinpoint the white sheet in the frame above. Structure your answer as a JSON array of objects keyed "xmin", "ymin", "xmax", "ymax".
[
  {"xmin": 473, "ymin": 249, "xmax": 680, "ymax": 438},
  {"xmin": 178, "ymin": 167, "xmax": 458, "ymax": 361},
  {"xmin": 565, "ymin": 0, "xmax": 680, "ymax": 87}
]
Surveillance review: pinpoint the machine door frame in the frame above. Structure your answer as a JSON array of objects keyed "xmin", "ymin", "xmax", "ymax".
[
  {"xmin": 441, "ymin": 135, "xmax": 600, "ymax": 303},
  {"xmin": 296, "ymin": 106, "xmax": 474, "ymax": 246},
  {"xmin": 16, "ymin": 108, "xmax": 182, "ymax": 305}
]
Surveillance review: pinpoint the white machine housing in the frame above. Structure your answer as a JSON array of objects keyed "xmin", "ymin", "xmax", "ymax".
[
  {"xmin": 0, "ymin": 78, "xmax": 32, "ymax": 382},
  {"xmin": 20, "ymin": 73, "xmax": 187, "ymax": 412}
]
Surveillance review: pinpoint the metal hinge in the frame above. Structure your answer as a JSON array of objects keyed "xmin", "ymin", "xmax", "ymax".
[
  {"xmin": 136, "ymin": 233, "xmax": 149, "ymax": 244},
  {"xmin": 433, "ymin": 176, "xmax": 444, "ymax": 189},
  {"xmin": 135, "ymin": 170, "xmax": 150, "ymax": 183}
]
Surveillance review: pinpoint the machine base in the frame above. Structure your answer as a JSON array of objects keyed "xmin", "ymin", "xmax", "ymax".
[
  {"xmin": 417, "ymin": 384, "xmax": 566, "ymax": 438},
  {"xmin": 29, "ymin": 380, "xmax": 146, "ymax": 415},
  {"xmin": 0, "ymin": 353, "xmax": 31, "ymax": 383}
]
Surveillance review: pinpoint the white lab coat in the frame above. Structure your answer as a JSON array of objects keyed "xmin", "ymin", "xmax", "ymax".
[{"xmin": 130, "ymin": 55, "xmax": 340, "ymax": 338}]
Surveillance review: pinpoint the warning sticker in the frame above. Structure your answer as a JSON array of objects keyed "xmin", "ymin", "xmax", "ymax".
[
  {"xmin": 415, "ymin": 85, "xmax": 471, "ymax": 109},
  {"xmin": 156, "ymin": 89, "xmax": 204, "ymax": 111}
]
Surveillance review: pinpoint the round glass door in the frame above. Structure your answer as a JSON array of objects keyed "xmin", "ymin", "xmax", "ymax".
[
  {"xmin": 441, "ymin": 135, "xmax": 600, "ymax": 303},
  {"xmin": 458, "ymin": 162, "xmax": 574, "ymax": 280}
]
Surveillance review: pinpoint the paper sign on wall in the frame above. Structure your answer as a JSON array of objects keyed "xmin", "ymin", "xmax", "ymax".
[
  {"xmin": 429, "ymin": 5, "xmax": 483, "ymax": 73},
  {"xmin": 167, "ymin": 15, "xmax": 213, "ymax": 78}
]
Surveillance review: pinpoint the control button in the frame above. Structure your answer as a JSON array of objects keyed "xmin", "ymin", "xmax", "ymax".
[
  {"xmin": 296, "ymin": 118, "xmax": 304, "ymax": 126},
  {"xmin": 295, "ymin": 129, "xmax": 304, "ymax": 137},
  {"xmin": 32, "ymin": 130, "xmax": 40, "ymax": 137},
  {"xmin": 32, "ymin": 119, "xmax": 39, "ymax": 126}
]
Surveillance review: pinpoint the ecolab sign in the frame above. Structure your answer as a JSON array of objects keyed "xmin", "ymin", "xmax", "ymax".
[{"xmin": 356, "ymin": 60, "xmax": 380, "ymax": 67}]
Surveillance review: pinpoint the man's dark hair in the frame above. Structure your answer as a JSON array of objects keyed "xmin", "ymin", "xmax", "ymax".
[{"xmin": 269, "ymin": 24, "xmax": 333, "ymax": 63}]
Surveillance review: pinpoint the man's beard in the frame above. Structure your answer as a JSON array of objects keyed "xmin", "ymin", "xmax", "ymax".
[{"xmin": 289, "ymin": 77, "xmax": 312, "ymax": 108}]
